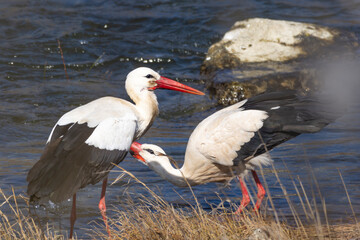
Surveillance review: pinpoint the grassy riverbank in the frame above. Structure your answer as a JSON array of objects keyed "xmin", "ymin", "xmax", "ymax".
[{"xmin": 1, "ymin": 167, "xmax": 359, "ymax": 239}]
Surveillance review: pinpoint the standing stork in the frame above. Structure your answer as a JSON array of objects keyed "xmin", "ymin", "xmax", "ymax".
[
  {"xmin": 26, "ymin": 67, "xmax": 204, "ymax": 238},
  {"xmin": 130, "ymin": 91, "xmax": 340, "ymax": 213}
]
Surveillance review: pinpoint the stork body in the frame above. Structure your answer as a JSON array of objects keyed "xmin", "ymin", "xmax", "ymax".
[
  {"xmin": 131, "ymin": 91, "xmax": 339, "ymax": 213},
  {"xmin": 26, "ymin": 67, "xmax": 204, "ymax": 238}
]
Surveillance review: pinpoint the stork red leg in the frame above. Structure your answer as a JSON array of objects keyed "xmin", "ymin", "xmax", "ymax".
[
  {"xmin": 99, "ymin": 177, "xmax": 111, "ymax": 237},
  {"xmin": 251, "ymin": 170, "xmax": 266, "ymax": 211},
  {"xmin": 69, "ymin": 194, "xmax": 76, "ymax": 239},
  {"xmin": 235, "ymin": 177, "xmax": 250, "ymax": 214}
]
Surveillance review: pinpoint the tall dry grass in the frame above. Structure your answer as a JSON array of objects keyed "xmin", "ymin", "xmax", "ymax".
[
  {"xmin": 89, "ymin": 165, "xmax": 359, "ymax": 240},
  {"xmin": 1, "ymin": 162, "xmax": 359, "ymax": 239},
  {"xmin": 0, "ymin": 188, "xmax": 68, "ymax": 239}
]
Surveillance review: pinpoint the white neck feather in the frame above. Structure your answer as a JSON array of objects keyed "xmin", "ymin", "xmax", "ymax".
[
  {"xmin": 147, "ymin": 158, "xmax": 189, "ymax": 187},
  {"xmin": 128, "ymin": 88, "xmax": 159, "ymax": 138}
]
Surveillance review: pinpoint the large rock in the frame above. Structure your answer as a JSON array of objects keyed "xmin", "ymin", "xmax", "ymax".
[
  {"xmin": 208, "ymin": 69, "xmax": 317, "ymax": 105},
  {"xmin": 201, "ymin": 18, "xmax": 358, "ymax": 105},
  {"xmin": 247, "ymin": 228, "xmax": 271, "ymax": 240}
]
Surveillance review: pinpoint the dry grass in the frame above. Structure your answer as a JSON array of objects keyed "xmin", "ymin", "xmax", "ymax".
[
  {"xmin": 0, "ymin": 188, "xmax": 67, "ymax": 240},
  {"xmin": 57, "ymin": 39, "xmax": 69, "ymax": 81},
  {"xmin": 92, "ymin": 196, "xmax": 292, "ymax": 239},
  {"xmin": 1, "ymin": 166, "xmax": 359, "ymax": 240},
  {"xmin": 89, "ymin": 166, "xmax": 360, "ymax": 240},
  {"xmin": 98, "ymin": 205, "xmax": 359, "ymax": 240}
]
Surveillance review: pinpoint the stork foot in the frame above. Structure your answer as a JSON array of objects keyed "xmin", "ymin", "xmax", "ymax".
[
  {"xmin": 69, "ymin": 194, "xmax": 77, "ymax": 239},
  {"xmin": 235, "ymin": 177, "xmax": 250, "ymax": 214},
  {"xmin": 251, "ymin": 170, "xmax": 265, "ymax": 213},
  {"xmin": 99, "ymin": 178, "xmax": 111, "ymax": 238}
]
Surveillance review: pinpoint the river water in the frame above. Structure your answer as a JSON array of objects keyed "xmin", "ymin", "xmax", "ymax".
[{"xmin": 0, "ymin": 0, "xmax": 359, "ymax": 238}]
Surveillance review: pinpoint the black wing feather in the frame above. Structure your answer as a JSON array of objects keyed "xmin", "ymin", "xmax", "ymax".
[
  {"xmin": 27, "ymin": 123, "xmax": 127, "ymax": 203},
  {"xmin": 235, "ymin": 91, "xmax": 341, "ymax": 163},
  {"xmin": 48, "ymin": 123, "xmax": 73, "ymax": 143}
]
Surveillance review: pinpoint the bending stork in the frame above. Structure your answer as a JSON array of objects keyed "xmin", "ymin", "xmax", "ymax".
[
  {"xmin": 26, "ymin": 67, "xmax": 204, "ymax": 238},
  {"xmin": 130, "ymin": 91, "xmax": 339, "ymax": 213}
]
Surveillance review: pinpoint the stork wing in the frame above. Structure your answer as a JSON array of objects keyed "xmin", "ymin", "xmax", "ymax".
[
  {"xmin": 193, "ymin": 106, "xmax": 268, "ymax": 166},
  {"xmin": 27, "ymin": 97, "xmax": 138, "ymax": 203},
  {"xmin": 191, "ymin": 91, "xmax": 339, "ymax": 167}
]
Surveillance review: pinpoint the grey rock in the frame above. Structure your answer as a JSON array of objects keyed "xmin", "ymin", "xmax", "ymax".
[
  {"xmin": 247, "ymin": 228, "xmax": 271, "ymax": 240},
  {"xmin": 201, "ymin": 18, "xmax": 358, "ymax": 105}
]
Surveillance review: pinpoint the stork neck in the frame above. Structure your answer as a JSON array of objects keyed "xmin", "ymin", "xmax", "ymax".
[
  {"xmin": 131, "ymin": 91, "xmax": 159, "ymax": 137},
  {"xmin": 148, "ymin": 159, "xmax": 189, "ymax": 187},
  {"xmin": 136, "ymin": 92, "xmax": 159, "ymax": 118}
]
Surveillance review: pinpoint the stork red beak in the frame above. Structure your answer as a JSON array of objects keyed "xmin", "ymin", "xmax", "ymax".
[
  {"xmin": 152, "ymin": 76, "xmax": 205, "ymax": 95},
  {"xmin": 130, "ymin": 142, "xmax": 146, "ymax": 163}
]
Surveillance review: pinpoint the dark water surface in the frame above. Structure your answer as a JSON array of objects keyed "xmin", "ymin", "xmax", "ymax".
[{"xmin": 0, "ymin": 0, "xmax": 359, "ymax": 238}]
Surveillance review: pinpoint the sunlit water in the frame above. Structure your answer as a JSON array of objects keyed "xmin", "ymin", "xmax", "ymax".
[{"xmin": 0, "ymin": 0, "xmax": 359, "ymax": 237}]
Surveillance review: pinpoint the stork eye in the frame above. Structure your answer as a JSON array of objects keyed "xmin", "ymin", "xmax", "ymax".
[
  {"xmin": 145, "ymin": 74, "xmax": 154, "ymax": 79},
  {"xmin": 145, "ymin": 149, "xmax": 155, "ymax": 154}
]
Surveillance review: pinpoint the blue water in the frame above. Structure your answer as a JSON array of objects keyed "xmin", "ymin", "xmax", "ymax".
[{"xmin": 0, "ymin": 0, "xmax": 359, "ymax": 238}]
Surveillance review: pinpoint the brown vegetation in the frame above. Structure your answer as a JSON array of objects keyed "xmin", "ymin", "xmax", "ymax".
[{"xmin": 1, "ymin": 166, "xmax": 359, "ymax": 240}]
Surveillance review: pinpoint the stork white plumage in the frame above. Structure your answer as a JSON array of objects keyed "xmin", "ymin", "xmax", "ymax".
[
  {"xmin": 26, "ymin": 67, "xmax": 204, "ymax": 238},
  {"xmin": 130, "ymin": 91, "xmax": 339, "ymax": 213}
]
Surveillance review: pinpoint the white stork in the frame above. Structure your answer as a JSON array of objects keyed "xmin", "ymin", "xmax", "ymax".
[
  {"xmin": 26, "ymin": 67, "xmax": 204, "ymax": 238},
  {"xmin": 130, "ymin": 91, "xmax": 339, "ymax": 214}
]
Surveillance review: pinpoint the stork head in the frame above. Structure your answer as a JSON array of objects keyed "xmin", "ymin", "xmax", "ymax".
[
  {"xmin": 130, "ymin": 142, "xmax": 168, "ymax": 165},
  {"xmin": 130, "ymin": 141, "xmax": 188, "ymax": 187},
  {"xmin": 125, "ymin": 67, "xmax": 204, "ymax": 102}
]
